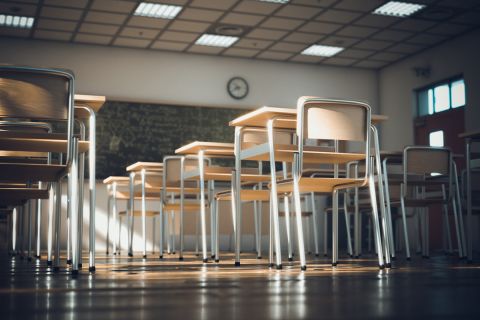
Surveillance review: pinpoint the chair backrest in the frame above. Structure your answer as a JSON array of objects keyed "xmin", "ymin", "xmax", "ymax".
[
  {"xmin": 403, "ymin": 146, "xmax": 452, "ymax": 196},
  {"xmin": 242, "ymin": 129, "xmax": 292, "ymax": 149},
  {"xmin": 163, "ymin": 156, "xmax": 206, "ymax": 188}
]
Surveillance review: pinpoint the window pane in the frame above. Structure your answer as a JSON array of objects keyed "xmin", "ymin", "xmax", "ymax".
[
  {"xmin": 429, "ymin": 130, "xmax": 444, "ymax": 147},
  {"xmin": 428, "ymin": 89, "xmax": 434, "ymax": 115},
  {"xmin": 434, "ymin": 84, "xmax": 450, "ymax": 112},
  {"xmin": 451, "ymin": 79, "xmax": 465, "ymax": 108},
  {"xmin": 417, "ymin": 89, "xmax": 430, "ymax": 116}
]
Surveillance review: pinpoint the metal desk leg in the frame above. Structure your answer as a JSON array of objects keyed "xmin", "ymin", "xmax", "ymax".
[
  {"xmin": 466, "ymin": 139, "xmax": 473, "ymax": 262},
  {"xmin": 128, "ymin": 172, "xmax": 135, "ymax": 257},
  {"xmin": 141, "ymin": 169, "xmax": 147, "ymax": 259},
  {"xmin": 198, "ymin": 151, "xmax": 208, "ymax": 263},
  {"xmin": 233, "ymin": 127, "xmax": 242, "ymax": 266},
  {"xmin": 112, "ymin": 183, "xmax": 118, "ymax": 255}
]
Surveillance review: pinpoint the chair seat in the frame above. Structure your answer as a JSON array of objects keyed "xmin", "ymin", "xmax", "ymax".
[
  {"xmin": 118, "ymin": 210, "xmax": 157, "ymax": 217},
  {"xmin": 163, "ymin": 203, "xmax": 206, "ymax": 212},
  {"xmin": 276, "ymin": 177, "xmax": 365, "ymax": 193},
  {"xmin": 0, "ymin": 187, "xmax": 49, "ymax": 203},
  {"xmin": 0, "ymin": 132, "xmax": 89, "ymax": 153},
  {"xmin": 216, "ymin": 189, "xmax": 270, "ymax": 201},
  {"xmin": 0, "ymin": 163, "xmax": 67, "ymax": 181}
]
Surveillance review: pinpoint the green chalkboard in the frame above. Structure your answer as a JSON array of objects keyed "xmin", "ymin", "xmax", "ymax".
[{"xmin": 94, "ymin": 101, "xmax": 248, "ymax": 179}]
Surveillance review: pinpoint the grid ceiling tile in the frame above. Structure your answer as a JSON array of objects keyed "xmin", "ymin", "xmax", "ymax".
[
  {"xmin": 371, "ymin": 29, "xmax": 414, "ymax": 42},
  {"xmin": 283, "ymin": 32, "xmax": 323, "ymax": 44},
  {"xmin": 323, "ymin": 57, "xmax": 357, "ymax": 66},
  {"xmin": 34, "ymin": 29, "xmax": 72, "ymax": 41},
  {"xmin": 114, "ymin": 37, "xmax": 151, "ymax": 48},
  {"xmin": 354, "ymin": 15, "xmax": 399, "ymax": 28},
  {"xmin": 290, "ymin": 54, "xmax": 324, "ymax": 63},
  {"xmin": 179, "ymin": 8, "xmax": 224, "ymax": 22},
  {"xmin": 120, "ymin": 27, "xmax": 160, "ymax": 39},
  {"xmin": 260, "ymin": 17, "xmax": 304, "ymax": 30},
  {"xmin": 74, "ymin": 33, "xmax": 113, "ymax": 45},
  {"xmin": 36, "ymin": 18, "xmax": 78, "ymax": 32},
  {"xmin": 0, "ymin": 2, "xmax": 37, "ymax": 16},
  {"xmin": 221, "ymin": 12, "xmax": 266, "ymax": 26},
  {"xmin": 79, "ymin": 22, "xmax": 120, "ymax": 36},
  {"xmin": 127, "ymin": 16, "xmax": 169, "ymax": 29},
  {"xmin": 190, "ymin": 0, "xmax": 237, "ymax": 10},
  {"xmin": 269, "ymin": 41, "xmax": 307, "ymax": 53},
  {"xmin": 44, "ymin": 0, "xmax": 88, "ymax": 8},
  {"xmin": 160, "ymin": 30, "xmax": 199, "ymax": 42},
  {"xmin": 257, "ymin": 51, "xmax": 293, "ymax": 61},
  {"xmin": 369, "ymin": 51, "xmax": 404, "ymax": 62},
  {"xmin": 354, "ymin": 60, "xmax": 388, "ymax": 69},
  {"xmin": 320, "ymin": 35, "xmax": 360, "ymax": 47},
  {"xmin": 336, "ymin": 25, "xmax": 379, "ymax": 38},
  {"xmin": 354, "ymin": 39, "xmax": 393, "ymax": 50},
  {"xmin": 392, "ymin": 19, "xmax": 436, "ymax": 32},
  {"xmin": 275, "ymin": 4, "xmax": 323, "ymax": 19},
  {"xmin": 84, "ymin": 11, "xmax": 128, "ymax": 25},
  {"xmin": 337, "ymin": 48, "xmax": 375, "ymax": 59},
  {"xmin": 40, "ymin": 6, "xmax": 83, "ymax": 20},
  {"xmin": 291, "ymin": 0, "xmax": 336, "ymax": 7},
  {"xmin": 151, "ymin": 40, "xmax": 189, "ymax": 51},
  {"xmin": 315, "ymin": 9, "xmax": 362, "ymax": 24},
  {"xmin": 168, "ymin": 20, "xmax": 210, "ymax": 33},
  {"xmin": 0, "ymin": 27, "xmax": 30, "ymax": 38},
  {"xmin": 334, "ymin": 0, "xmax": 384, "ymax": 12},
  {"xmin": 406, "ymin": 33, "xmax": 447, "ymax": 45},
  {"xmin": 188, "ymin": 44, "xmax": 225, "ymax": 54},
  {"xmin": 427, "ymin": 23, "xmax": 470, "ymax": 36},
  {"xmin": 386, "ymin": 43, "xmax": 425, "ymax": 54},
  {"xmin": 233, "ymin": 0, "xmax": 280, "ymax": 15},
  {"xmin": 234, "ymin": 38, "xmax": 273, "ymax": 49},
  {"xmin": 299, "ymin": 21, "xmax": 342, "ymax": 34},
  {"xmin": 151, "ymin": 0, "xmax": 189, "ymax": 5},
  {"xmin": 247, "ymin": 28, "xmax": 287, "ymax": 40},
  {"xmin": 223, "ymin": 47, "xmax": 260, "ymax": 58},
  {"xmin": 91, "ymin": 0, "xmax": 136, "ymax": 14}
]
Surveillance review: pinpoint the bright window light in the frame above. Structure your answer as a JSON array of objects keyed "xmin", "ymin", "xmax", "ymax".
[
  {"xmin": 259, "ymin": 0, "xmax": 289, "ymax": 3},
  {"xmin": 429, "ymin": 130, "xmax": 444, "ymax": 147},
  {"xmin": 427, "ymin": 88, "xmax": 434, "ymax": 115},
  {"xmin": 134, "ymin": 2, "xmax": 182, "ymax": 19},
  {"xmin": 373, "ymin": 1, "xmax": 426, "ymax": 17},
  {"xmin": 451, "ymin": 79, "xmax": 466, "ymax": 108},
  {"xmin": 0, "ymin": 14, "xmax": 34, "ymax": 28},
  {"xmin": 434, "ymin": 84, "xmax": 450, "ymax": 113},
  {"xmin": 301, "ymin": 44, "xmax": 344, "ymax": 57},
  {"xmin": 195, "ymin": 34, "xmax": 239, "ymax": 47}
]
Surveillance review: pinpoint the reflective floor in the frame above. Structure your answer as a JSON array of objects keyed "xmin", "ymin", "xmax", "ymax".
[{"xmin": 1, "ymin": 251, "xmax": 479, "ymax": 319}]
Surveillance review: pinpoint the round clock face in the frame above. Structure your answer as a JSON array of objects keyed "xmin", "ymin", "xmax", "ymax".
[{"xmin": 227, "ymin": 77, "xmax": 249, "ymax": 100}]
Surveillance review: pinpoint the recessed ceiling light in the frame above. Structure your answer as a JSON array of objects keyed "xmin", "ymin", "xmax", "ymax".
[
  {"xmin": 134, "ymin": 2, "xmax": 182, "ymax": 19},
  {"xmin": 301, "ymin": 44, "xmax": 344, "ymax": 57},
  {"xmin": 259, "ymin": 0, "xmax": 289, "ymax": 3},
  {"xmin": 373, "ymin": 1, "xmax": 426, "ymax": 17},
  {"xmin": 0, "ymin": 14, "xmax": 34, "ymax": 28},
  {"xmin": 195, "ymin": 34, "xmax": 239, "ymax": 48}
]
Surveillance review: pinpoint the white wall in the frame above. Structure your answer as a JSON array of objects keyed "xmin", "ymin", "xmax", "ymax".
[
  {"xmin": 0, "ymin": 37, "xmax": 379, "ymax": 111},
  {"xmin": 379, "ymin": 28, "xmax": 480, "ymax": 150}
]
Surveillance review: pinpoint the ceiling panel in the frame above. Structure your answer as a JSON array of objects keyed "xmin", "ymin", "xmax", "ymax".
[{"xmin": 0, "ymin": 0, "xmax": 476, "ymax": 70}]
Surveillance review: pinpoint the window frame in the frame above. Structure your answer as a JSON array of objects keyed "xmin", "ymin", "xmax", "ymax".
[{"xmin": 416, "ymin": 75, "xmax": 466, "ymax": 116}]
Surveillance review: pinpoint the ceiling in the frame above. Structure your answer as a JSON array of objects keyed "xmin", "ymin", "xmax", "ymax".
[{"xmin": 0, "ymin": 0, "xmax": 479, "ymax": 69}]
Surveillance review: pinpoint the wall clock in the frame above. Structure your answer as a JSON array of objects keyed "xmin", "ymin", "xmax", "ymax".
[{"xmin": 227, "ymin": 77, "xmax": 249, "ymax": 100}]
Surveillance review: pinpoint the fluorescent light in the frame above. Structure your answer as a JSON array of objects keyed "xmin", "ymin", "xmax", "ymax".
[
  {"xmin": 259, "ymin": 0, "xmax": 289, "ymax": 3},
  {"xmin": 195, "ymin": 34, "xmax": 238, "ymax": 47},
  {"xmin": 134, "ymin": 2, "xmax": 182, "ymax": 19},
  {"xmin": 301, "ymin": 44, "xmax": 344, "ymax": 57},
  {"xmin": 373, "ymin": 1, "xmax": 426, "ymax": 17},
  {"xmin": 0, "ymin": 14, "xmax": 34, "ymax": 28}
]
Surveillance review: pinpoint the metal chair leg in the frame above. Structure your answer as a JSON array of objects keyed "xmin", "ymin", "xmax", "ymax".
[
  {"xmin": 332, "ymin": 190, "xmax": 339, "ymax": 266},
  {"xmin": 368, "ymin": 167, "xmax": 385, "ymax": 269},
  {"xmin": 53, "ymin": 182, "xmax": 62, "ymax": 271},
  {"xmin": 47, "ymin": 184, "xmax": 55, "ymax": 265},
  {"xmin": 311, "ymin": 193, "xmax": 319, "ymax": 256}
]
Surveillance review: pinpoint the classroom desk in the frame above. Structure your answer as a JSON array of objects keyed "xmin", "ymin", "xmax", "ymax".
[
  {"xmin": 74, "ymin": 94, "xmax": 105, "ymax": 272},
  {"xmin": 125, "ymin": 162, "xmax": 163, "ymax": 258},
  {"xmin": 229, "ymin": 106, "xmax": 390, "ymax": 268},
  {"xmin": 459, "ymin": 129, "xmax": 480, "ymax": 262}
]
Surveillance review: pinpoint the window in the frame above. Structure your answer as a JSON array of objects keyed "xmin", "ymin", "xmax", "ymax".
[
  {"xmin": 429, "ymin": 130, "xmax": 444, "ymax": 147},
  {"xmin": 417, "ymin": 77, "xmax": 466, "ymax": 116}
]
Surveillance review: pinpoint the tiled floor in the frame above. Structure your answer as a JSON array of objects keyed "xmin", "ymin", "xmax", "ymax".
[{"xmin": 1, "ymin": 252, "xmax": 479, "ymax": 319}]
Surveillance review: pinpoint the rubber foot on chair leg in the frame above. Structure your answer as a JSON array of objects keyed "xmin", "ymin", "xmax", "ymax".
[
  {"xmin": 385, "ymin": 263, "xmax": 392, "ymax": 269},
  {"xmin": 142, "ymin": 255, "xmax": 147, "ymax": 259},
  {"xmin": 211, "ymin": 255, "xmax": 215, "ymax": 259},
  {"xmin": 89, "ymin": 266, "xmax": 96, "ymax": 272},
  {"xmin": 47, "ymin": 260, "xmax": 53, "ymax": 266},
  {"xmin": 391, "ymin": 256, "xmax": 396, "ymax": 261},
  {"xmin": 67, "ymin": 259, "xmax": 72, "ymax": 265},
  {"xmin": 35, "ymin": 255, "xmax": 41, "ymax": 259},
  {"xmin": 195, "ymin": 253, "xmax": 200, "ymax": 257},
  {"xmin": 128, "ymin": 253, "xmax": 133, "ymax": 257},
  {"xmin": 276, "ymin": 264, "xmax": 282, "ymax": 270},
  {"xmin": 315, "ymin": 254, "xmax": 319, "ymax": 257},
  {"xmin": 106, "ymin": 252, "xmax": 109, "ymax": 255},
  {"xmin": 268, "ymin": 263, "xmax": 274, "ymax": 268},
  {"xmin": 159, "ymin": 255, "xmax": 163, "ymax": 259},
  {"xmin": 288, "ymin": 257, "xmax": 293, "ymax": 262},
  {"xmin": 235, "ymin": 261, "xmax": 241, "ymax": 267},
  {"xmin": 379, "ymin": 264, "xmax": 385, "ymax": 270},
  {"xmin": 113, "ymin": 252, "xmax": 117, "ymax": 256},
  {"xmin": 406, "ymin": 257, "xmax": 411, "ymax": 261},
  {"xmin": 323, "ymin": 254, "xmax": 328, "ymax": 257},
  {"xmin": 203, "ymin": 258, "xmax": 208, "ymax": 263},
  {"xmin": 71, "ymin": 270, "xmax": 79, "ymax": 276},
  {"xmin": 78, "ymin": 263, "xmax": 82, "ymax": 269},
  {"xmin": 332, "ymin": 262, "xmax": 337, "ymax": 267},
  {"xmin": 301, "ymin": 265, "xmax": 307, "ymax": 271},
  {"xmin": 215, "ymin": 259, "xmax": 219, "ymax": 263},
  {"xmin": 172, "ymin": 251, "xmax": 176, "ymax": 254},
  {"xmin": 179, "ymin": 257, "xmax": 184, "ymax": 261}
]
